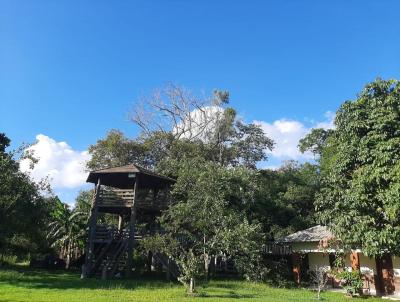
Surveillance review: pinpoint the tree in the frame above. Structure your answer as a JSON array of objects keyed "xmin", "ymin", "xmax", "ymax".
[
  {"xmin": 87, "ymin": 85, "xmax": 274, "ymax": 292},
  {"xmin": 142, "ymin": 159, "xmax": 266, "ymax": 293},
  {"xmin": 88, "ymin": 85, "xmax": 273, "ymax": 175},
  {"xmin": 87, "ymin": 129, "xmax": 150, "ymax": 170},
  {"xmin": 47, "ymin": 197, "xmax": 87, "ymax": 268},
  {"xmin": 131, "ymin": 84, "xmax": 230, "ymax": 141},
  {"xmin": 0, "ymin": 133, "xmax": 53, "ymax": 257},
  {"xmin": 74, "ymin": 190, "xmax": 93, "ymax": 216},
  {"xmin": 314, "ymin": 78, "xmax": 400, "ymax": 256},
  {"xmin": 310, "ymin": 266, "xmax": 330, "ymax": 300},
  {"xmin": 252, "ymin": 161, "xmax": 319, "ymax": 239},
  {"xmin": 298, "ymin": 128, "xmax": 333, "ymax": 157},
  {"xmin": 129, "ymin": 84, "xmax": 273, "ymax": 170}
]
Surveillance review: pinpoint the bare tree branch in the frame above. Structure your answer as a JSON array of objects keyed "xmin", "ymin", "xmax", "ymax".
[{"xmin": 130, "ymin": 84, "xmax": 224, "ymax": 141}]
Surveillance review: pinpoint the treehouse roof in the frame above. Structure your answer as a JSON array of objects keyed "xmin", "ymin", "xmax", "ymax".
[{"xmin": 86, "ymin": 163, "xmax": 175, "ymax": 189}]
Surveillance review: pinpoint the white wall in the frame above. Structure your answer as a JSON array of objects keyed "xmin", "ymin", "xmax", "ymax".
[
  {"xmin": 307, "ymin": 251, "xmax": 378, "ymax": 274},
  {"xmin": 359, "ymin": 254, "xmax": 376, "ymax": 274},
  {"xmin": 392, "ymin": 256, "xmax": 400, "ymax": 277},
  {"xmin": 308, "ymin": 252, "xmax": 331, "ymax": 271},
  {"xmin": 292, "ymin": 242, "xmax": 320, "ymax": 252}
]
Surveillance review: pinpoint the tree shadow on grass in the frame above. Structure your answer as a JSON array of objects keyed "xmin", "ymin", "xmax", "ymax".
[
  {"xmin": 197, "ymin": 281, "xmax": 259, "ymax": 299},
  {"xmin": 197, "ymin": 291, "xmax": 257, "ymax": 299},
  {"xmin": 0, "ymin": 266, "xmax": 176, "ymax": 291},
  {"xmin": 1, "ymin": 266, "xmax": 259, "ymax": 300},
  {"xmin": 202, "ymin": 282, "xmax": 244, "ymax": 290}
]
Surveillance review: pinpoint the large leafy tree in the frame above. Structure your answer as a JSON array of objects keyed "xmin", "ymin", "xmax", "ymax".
[
  {"xmin": 87, "ymin": 129, "xmax": 150, "ymax": 170},
  {"xmin": 0, "ymin": 133, "xmax": 53, "ymax": 257},
  {"xmin": 87, "ymin": 86, "xmax": 273, "ymax": 292},
  {"xmin": 310, "ymin": 79, "xmax": 400, "ymax": 256},
  {"xmin": 143, "ymin": 160, "xmax": 265, "ymax": 293},
  {"xmin": 47, "ymin": 197, "xmax": 87, "ymax": 268},
  {"xmin": 87, "ymin": 86, "xmax": 273, "ymax": 174},
  {"xmin": 252, "ymin": 161, "xmax": 319, "ymax": 239}
]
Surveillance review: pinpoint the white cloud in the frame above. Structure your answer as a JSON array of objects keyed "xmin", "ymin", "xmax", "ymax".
[
  {"xmin": 255, "ymin": 112, "xmax": 335, "ymax": 162},
  {"xmin": 173, "ymin": 106, "xmax": 224, "ymax": 141},
  {"xmin": 315, "ymin": 111, "xmax": 335, "ymax": 130},
  {"xmin": 20, "ymin": 134, "xmax": 91, "ymax": 189}
]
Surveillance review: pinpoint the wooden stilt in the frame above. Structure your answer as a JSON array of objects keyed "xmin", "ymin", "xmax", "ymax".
[
  {"xmin": 126, "ymin": 176, "xmax": 139, "ymax": 277},
  {"xmin": 118, "ymin": 215, "xmax": 123, "ymax": 231},
  {"xmin": 83, "ymin": 178, "xmax": 101, "ymax": 277},
  {"xmin": 147, "ymin": 251, "xmax": 153, "ymax": 273}
]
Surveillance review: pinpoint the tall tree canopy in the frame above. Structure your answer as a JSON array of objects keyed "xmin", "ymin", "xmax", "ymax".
[
  {"xmin": 87, "ymin": 85, "xmax": 273, "ymax": 174},
  {"xmin": 86, "ymin": 86, "xmax": 274, "ymax": 292},
  {"xmin": 0, "ymin": 133, "xmax": 54, "ymax": 257},
  {"xmin": 302, "ymin": 79, "xmax": 400, "ymax": 256},
  {"xmin": 252, "ymin": 161, "xmax": 319, "ymax": 239},
  {"xmin": 144, "ymin": 160, "xmax": 266, "ymax": 292}
]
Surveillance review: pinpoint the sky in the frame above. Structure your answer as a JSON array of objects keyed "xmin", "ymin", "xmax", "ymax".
[{"xmin": 1, "ymin": 1, "xmax": 400, "ymax": 205}]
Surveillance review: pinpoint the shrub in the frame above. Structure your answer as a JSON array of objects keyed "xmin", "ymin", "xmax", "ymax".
[
  {"xmin": 0, "ymin": 254, "xmax": 17, "ymax": 267},
  {"xmin": 263, "ymin": 258, "xmax": 294, "ymax": 288},
  {"xmin": 336, "ymin": 270, "xmax": 363, "ymax": 296}
]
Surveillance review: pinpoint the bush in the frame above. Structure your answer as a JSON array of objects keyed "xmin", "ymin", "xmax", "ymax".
[
  {"xmin": 0, "ymin": 254, "xmax": 17, "ymax": 266},
  {"xmin": 336, "ymin": 270, "xmax": 363, "ymax": 296},
  {"xmin": 263, "ymin": 258, "xmax": 294, "ymax": 288}
]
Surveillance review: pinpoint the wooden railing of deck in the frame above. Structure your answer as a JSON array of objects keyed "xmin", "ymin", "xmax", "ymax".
[
  {"xmin": 97, "ymin": 188, "xmax": 170, "ymax": 209},
  {"xmin": 263, "ymin": 242, "xmax": 292, "ymax": 255},
  {"xmin": 98, "ymin": 189, "xmax": 134, "ymax": 207}
]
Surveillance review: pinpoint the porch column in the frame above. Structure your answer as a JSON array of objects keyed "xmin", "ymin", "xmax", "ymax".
[
  {"xmin": 375, "ymin": 254, "xmax": 395, "ymax": 295},
  {"xmin": 292, "ymin": 252, "xmax": 302, "ymax": 285},
  {"xmin": 350, "ymin": 251, "xmax": 360, "ymax": 271}
]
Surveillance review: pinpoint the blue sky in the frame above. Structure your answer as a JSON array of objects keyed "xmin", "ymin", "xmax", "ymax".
[{"xmin": 1, "ymin": 1, "xmax": 400, "ymax": 205}]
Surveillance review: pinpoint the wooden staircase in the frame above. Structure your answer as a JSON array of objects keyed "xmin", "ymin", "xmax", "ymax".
[
  {"xmin": 153, "ymin": 252, "xmax": 180, "ymax": 280},
  {"xmin": 86, "ymin": 227, "xmax": 129, "ymax": 278},
  {"xmin": 86, "ymin": 225, "xmax": 180, "ymax": 280}
]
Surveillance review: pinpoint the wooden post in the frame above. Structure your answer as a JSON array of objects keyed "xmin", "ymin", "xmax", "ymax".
[
  {"xmin": 83, "ymin": 178, "xmax": 101, "ymax": 277},
  {"xmin": 350, "ymin": 251, "xmax": 360, "ymax": 271},
  {"xmin": 375, "ymin": 254, "xmax": 395, "ymax": 295},
  {"xmin": 382, "ymin": 255, "xmax": 395, "ymax": 295},
  {"xmin": 292, "ymin": 252, "xmax": 302, "ymax": 286},
  {"xmin": 118, "ymin": 215, "xmax": 123, "ymax": 231},
  {"xmin": 166, "ymin": 258, "xmax": 171, "ymax": 281},
  {"xmin": 126, "ymin": 175, "xmax": 139, "ymax": 277},
  {"xmin": 147, "ymin": 251, "xmax": 153, "ymax": 273}
]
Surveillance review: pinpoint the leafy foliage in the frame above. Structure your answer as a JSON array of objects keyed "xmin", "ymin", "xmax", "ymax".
[
  {"xmin": 313, "ymin": 78, "xmax": 400, "ymax": 256},
  {"xmin": 88, "ymin": 88, "xmax": 273, "ymax": 174},
  {"xmin": 47, "ymin": 197, "xmax": 87, "ymax": 268},
  {"xmin": 0, "ymin": 133, "xmax": 54, "ymax": 257},
  {"xmin": 298, "ymin": 128, "xmax": 333, "ymax": 157},
  {"xmin": 335, "ymin": 270, "xmax": 363, "ymax": 296},
  {"xmin": 142, "ymin": 160, "xmax": 266, "ymax": 292},
  {"xmin": 87, "ymin": 129, "xmax": 150, "ymax": 170},
  {"xmin": 252, "ymin": 161, "xmax": 319, "ymax": 239}
]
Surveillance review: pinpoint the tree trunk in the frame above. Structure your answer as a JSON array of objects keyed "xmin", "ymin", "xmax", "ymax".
[
  {"xmin": 204, "ymin": 256, "xmax": 211, "ymax": 280},
  {"xmin": 203, "ymin": 235, "xmax": 210, "ymax": 280},
  {"xmin": 65, "ymin": 253, "xmax": 70, "ymax": 269},
  {"xmin": 65, "ymin": 242, "xmax": 71, "ymax": 269},
  {"xmin": 188, "ymin": 277, "xmax": 195, "ymax": 294},
  {"xmin": 147, "ymin": 251, "xmax": 153, "ymax": 273}
]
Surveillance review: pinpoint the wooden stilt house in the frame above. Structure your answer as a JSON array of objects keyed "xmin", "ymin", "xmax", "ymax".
[{"xmin": 82, "ymin": 164, "xmax": 176, "ymax": 279}]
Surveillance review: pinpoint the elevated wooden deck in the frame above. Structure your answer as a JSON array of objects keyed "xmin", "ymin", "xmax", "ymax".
[
  {"xmin": 84, "ymin": 165, "xmax": 175, "ymax": 279},
  {"xmin": 97, "ymin": 188, "xmax": 169, "ymax": 213}
]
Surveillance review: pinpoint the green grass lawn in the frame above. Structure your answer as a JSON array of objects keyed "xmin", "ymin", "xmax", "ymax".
[{"xmin": 0, "ymin": 266, "xmax": 383, "ymax": 302}]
